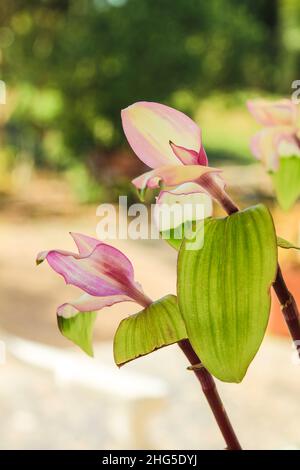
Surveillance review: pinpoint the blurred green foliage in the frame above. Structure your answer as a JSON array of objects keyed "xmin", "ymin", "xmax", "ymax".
[{"xmin": 0, "ymin": 0, "xmax": 298, "ymax": 200}]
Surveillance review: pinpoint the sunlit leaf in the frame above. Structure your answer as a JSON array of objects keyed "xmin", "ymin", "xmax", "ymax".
[
  {"xmin": 113, "ymin": 295, "xmax": 187, "ymax": 366},
  {"xmin": 160, "ymin": 219, "xmax": 206, "ymax": 251},
  {"xmin": 277, "ymin": 236, "xmax": 300, "ymax": 251},
  {"xmin": 57, "ymin": 311, "xmax": 97, "ymax": 357},
  {"xmin": 271, "ymin": 156, "xmax": 300, "ymax": 211},
  {"xmin": 178, "ymin": 204, "xmax": 277, "ymax": 383}
]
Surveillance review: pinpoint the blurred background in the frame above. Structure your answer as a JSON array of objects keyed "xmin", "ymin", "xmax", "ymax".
[{"xmin": 0, "ymin": 0, "xmax": 300, "ymax": 450}]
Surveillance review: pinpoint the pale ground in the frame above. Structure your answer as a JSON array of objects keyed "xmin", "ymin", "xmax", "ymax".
[{"xmin": 0, "ymin": 169, "xmax": 300, "ymax": 450}]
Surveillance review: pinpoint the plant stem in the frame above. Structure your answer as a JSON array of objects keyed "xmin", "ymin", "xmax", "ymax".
[
  {"xmin": 211, "ymin": 177, "xmax": 300, "ymax": 354},
  {"xmin": 273, "ymin": 265, "xmax": 300, "ymax": 355},
  {"xmin": 199, "ymin": 173, "xmax": 239, "ymax": 215},
  {"xmin": 178, "ymin": 339, "xmax": 242, "ymax": 450}
]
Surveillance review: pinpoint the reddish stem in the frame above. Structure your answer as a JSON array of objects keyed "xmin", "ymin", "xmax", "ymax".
[
  {"xmin": 179, "ymin": 339, "xmax": 242, "ymax": 450},
  {"xmin": 272, "ymin": 266, "xmax": 300, "ymax": 355},
  {"xmin": 199, "ymin": 173, "xmax": 239, "ymax": 215},
  {"xmin": 140, "ymin": 293, "xmax": 241, "ymax": 448}
]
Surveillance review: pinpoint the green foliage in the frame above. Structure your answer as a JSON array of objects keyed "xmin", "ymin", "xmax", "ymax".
[
  {"xmin": 195, "ymin": 91, "xmax": 264, "ymax": 164},
  {"xmin": 160, "ymin": 220, "xmax": 203, "ymax": 251},
  {"xmin": 2, "ymin": 0, "xmax": 280, "ymax": 170},
  {"xmin": 270, "ymin": 157, "xmax": 300, "ymax": 211},
  {"xmin": 277, "ymin": 236, "xmax": 300, "ymax": 250},
  {"xmin": 113, "ymin": 295, "xmax": 187, "ymax": 366},
  {"xmin": 177, "ymin": 204, "xmax": 277, "ymax": 383},
  {"xmin": 57, "ymin": 311, "xmax": 97, "ymax": 357},
  {"xmin": 66, "ymin": 163, "xmax": 108, "ymax": 203},
  {"xmin": 57, "ymin": 295, "xmax": 187, "ymax": 362}
]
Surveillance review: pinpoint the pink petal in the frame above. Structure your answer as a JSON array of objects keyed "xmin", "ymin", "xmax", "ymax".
[
  {"xmin": 36, "ymin": 249, "xmax": 78, "ymax": 265},
  {"xmin": 43, "ymin": 242, "xmax": 149, "ymax": 307},
  {"xmin": 70, "ymin": 232, "xmax": 103, "ymax": 256},
  {"xmin": 198, "ymin": 146, "xmax": 208, "ymax": 166},
  {"xmin": 169, "ymin": 141, "xmax": 199, "ymax": 165},
  {"xmin": 155, "ymin": 184, "xmax": 213, "ymax": 230},
  {"xmin": 57, "ymin": 293, "xmax": 133, "ymax": 318},
  {"xmin": 36, "ymin": 233, "xmax": 103, "ymax": 265},
  {"xmin": 158, "ymin": 182, "xmax": 209, "ymax": 197},
  {"xmin": 121, "ymin": 101, "xmax": 202, "ymax": 168},
  {"xmin": 247, "ymin": 99, "xmax": 298, "ymax": 127},
  {"xmin": 250, "ymin": 131, "xmax": 278, "ymax": 170},
  {"xmin": 169, "ymin": 140, "xmax": 208, "ymax": 166},
  {"xmin": 132, "ymin": 164, "xmax": 221, "ymax": 190},
  {"xmin": 250, "ymin": 126, "xmax": 297, "ymax": 171}
]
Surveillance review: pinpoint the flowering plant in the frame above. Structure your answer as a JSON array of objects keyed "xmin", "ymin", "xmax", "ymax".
[{"xmin": 38, "ymin": 101, "xmax": 300, "ymax": 450}]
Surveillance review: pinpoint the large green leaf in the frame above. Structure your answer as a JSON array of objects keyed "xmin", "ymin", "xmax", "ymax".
[
  {"xmin": 57, "ymin": 311, "xmax": 97, "ymax": 357},
  {"xmin": 113, "ymin": 295, "xmax": 187, "ymax": 366},
  {"xmin": 270, "ymin": 156, "xmax": 300, "ymax": 211},
  {"xmin": 277, "ymin": 236, "xmax": 300, "ymax": 251},
  {"xmin": 161, "ymin": 219, "xmax": 206, "ymax": 251},
  {"xmin": 178, "ymin": 204, "xmax": 277, "ymax": 383}
]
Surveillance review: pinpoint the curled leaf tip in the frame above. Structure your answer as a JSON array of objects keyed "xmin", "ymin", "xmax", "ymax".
[{"xmin": 36, "ymin": 251, "xmax": 47, "ymax": 265}]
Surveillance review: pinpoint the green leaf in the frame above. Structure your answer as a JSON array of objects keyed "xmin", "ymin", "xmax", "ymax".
[
  {"xmin": 178, "ymin": 204, "xmax": 277, "ymax": 383},
  {"xmin": 113, "ymin": 295, "xmax": 187, "ymax": 366},
  {"xmin": 277, "ymin": 236, "xmax": 300, "ymax": 250},
  {"xmin": 57, "ymin": 311, "xmax": 97, "ymax": 357},
  {"xmin": 270, "ymin": 156, "xmax": 300, "ymax": 211},
  {"xmin": 161, "ymin": 219, "xmax": 206, "ymax": 251}
]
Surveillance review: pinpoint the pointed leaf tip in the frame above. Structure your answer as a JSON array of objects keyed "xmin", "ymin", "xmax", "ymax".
[
  {"xmin": 277, "ymin": 236, "xmax": 300, "ymax": 251},
  {"xmin": 57, "ymin": 311, "xmax": 97, "ymax": 357}
]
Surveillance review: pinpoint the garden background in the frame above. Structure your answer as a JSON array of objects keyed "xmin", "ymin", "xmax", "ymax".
[{"xmin": 0, "ymin": 0, "xmax": 300, "ymax": 450}]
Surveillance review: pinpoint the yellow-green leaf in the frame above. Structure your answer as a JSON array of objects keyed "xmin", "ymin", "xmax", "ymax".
[
  {"xmin": 113, "ymin": 295, "xmax": 187, "ymax": 366},
  {"xmin": 57, "ymin": 311, "xmax": 97, "ymax": 357},
  {"xmin": 178, "ymin": 204, "xmax": 277, "ymax": 383},
  {"xmin": 271, "ymin": 157, "xmax": 300, "ymax": 211},
  {"xmin": 161, "ymin": 219, "xmax": 206, "ymax": 251},
  {"xmin": 277, "ymin": 236, "xmax": 300, "ymax": 250}
]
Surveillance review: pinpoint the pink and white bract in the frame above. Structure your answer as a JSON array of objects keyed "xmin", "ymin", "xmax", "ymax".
[
  {"xmin": 121, "ymin": 101, "xmax": 222, "ymax": 210},
  {"xmin": 36, "ymin": 233, "xmax": 151, "ymax": 318},
  {"xmin": 248, "ymin": 98, "xmax": 300, "ymax": 170}
]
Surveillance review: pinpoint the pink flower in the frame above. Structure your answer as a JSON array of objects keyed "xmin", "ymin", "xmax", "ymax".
[
  {"xmin": 247, "ymin": 98, "xmax": 300, "ymax": 170},
  {"xmin": 121, "ymin": 101, "xmax": 223, "ymax": 211},
  {"xmin": 36, "ymin": 233, "xmax": 151, "ymax": 318}
]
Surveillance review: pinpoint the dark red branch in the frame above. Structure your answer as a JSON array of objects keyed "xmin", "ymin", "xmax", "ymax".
[
  {"xmin": 273, "ymin": 266, "xmax": 300, "ymax": 355},
  {"xmin": 178, "ymin": 339, "xmax": 242, "ymax": 450},
  {"xmin": 198, "ymin": 173, "xmax": 240, "ymax": 215}
]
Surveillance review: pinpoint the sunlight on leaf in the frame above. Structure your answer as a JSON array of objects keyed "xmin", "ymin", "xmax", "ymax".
[
  {"xmin": 178, "ymin": 204, "xmax": 277, "ymax": 383},
  {"xmin": 113, "ymin": 295, "xmax": 187, "ymax": 366},
  {"xmin": 160, "ymin": 219, "xmax": 206, "ymax": 251},
  {"xmin": 277, "ymin": 236, "xmax": 300, "ymax": 251},
  {"xmin": 271, "ymin": 157, "xmax": 300, "ymax": 211},
  {"xmin": 57, "ymin": 311, "xmax": 97, "ymax": 357}
]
